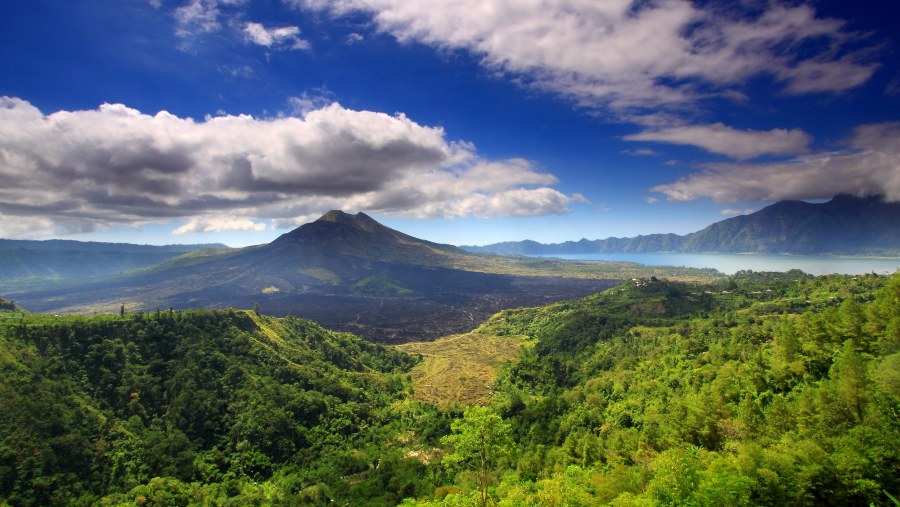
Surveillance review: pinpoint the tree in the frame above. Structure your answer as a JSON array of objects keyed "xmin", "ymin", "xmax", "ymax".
[{"xmin": 441, "ymin": 406, "xmax": 514, "ymax": 507}]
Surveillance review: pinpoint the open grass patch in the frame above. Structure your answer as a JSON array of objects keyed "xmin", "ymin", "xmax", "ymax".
[
  {"xmin": 351, "ymin": 275, "xmax": 413, "ymax": 296},
  {"xmin": 396, "ymin": 333, "xmax": 531, "ymax": 407}
]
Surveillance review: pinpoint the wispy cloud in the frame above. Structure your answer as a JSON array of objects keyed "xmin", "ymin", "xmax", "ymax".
[
  {"xmin": 0, "ymin": 97, "xmax": 583, "ymax": 238},
  {"xmin": 621, "ymin": 148, "xmax": 658, "ymax": 157},
  {"xmin": 174, "ymin": 0, "xmax": 222, "ymax": 38},
  {"xmin": 287, "ymin": 90, "xmax": 337, "ymax": 116},
  {"xmin": 625, "ymin": 123, "xmax": 812, "ymax": 160},
  {"xmin": 173, "ymin": 216, "xmax": 267, "ymax": 234},
  {"xmin": 651, "ymin": 122, "xmax": 900, "ymax": 202},
  {"xmin": 243, "ymin": 22, "xmax": 309, "ymax": 50},
  {"xmin": 720, "ymin": 208, "xmax": 754, "ymax": 216},
  {"xmin": 296, "ymin": 0, "xmax": 877, "ymax": 113}
]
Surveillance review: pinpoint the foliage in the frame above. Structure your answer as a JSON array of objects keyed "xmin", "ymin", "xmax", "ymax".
[
  {"xmin": 351, "ymin": 275, "xmax": 414, "ymax": 296},
  {"xmin": 0, "ymin": 309, "xmax": 429, "ymax": 506},
  {"xmin": 0, "ymin": 296, "xmax": 17, "ymax": 312},
  {"xmin": 2, "ymin": 270, "xmax": 898, "ymax": 505},
  {"xmin": 462, "ymin": 271, "xmax": 899, "ymax": 505},
  {"xmin": 441, "ymin": 406, "xmax": 513, "ymax": 507}
]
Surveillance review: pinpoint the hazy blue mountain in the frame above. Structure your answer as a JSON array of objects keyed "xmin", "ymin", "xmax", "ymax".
[
  {"xmin": 0, "ymin": 238, "xmax": 229, "ymax": 291},
  {"xmin": 7, "ymin": 211, "xmax": 615, "ymax": 342},
  {"xmin": 463, "ymin": 195, "xmax": 900, "ymax": 256}
]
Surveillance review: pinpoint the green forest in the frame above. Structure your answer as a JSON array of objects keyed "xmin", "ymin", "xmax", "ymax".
[{"xmin": 1, "ymin": 270, "xmax": 898, "ymax": 506}]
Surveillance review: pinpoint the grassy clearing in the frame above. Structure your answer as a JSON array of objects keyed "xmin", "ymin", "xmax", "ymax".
[{"xmin": 396, "ymin": 333, "xmax": 531, "ymax": 407}]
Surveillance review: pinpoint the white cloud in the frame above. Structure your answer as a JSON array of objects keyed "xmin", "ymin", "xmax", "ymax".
[
  {"xmin": 651, "ymin": 122, "xmax": 900, "ymax": 202},
  {"xmin": 243, "ymin": 22, "xmax": 310, "ymax": 50},
  {"xmin": 174, "ymin": 0, "xmax": 221, "ymax": 37},
  {"xmin": 287, "ymin": 90, "xmax": 336, "ymax": 116},
  {"xmin": 625, "ymin": 123, "xmax": 812, "ymax": 160},
  {"xmin": 173, "ymin": 216, "xmax": 267, "ymax": 234},
  {"xmin": 296, "ymin": 0, "xmax": 877, "ymax": 112},
  {"xmin": 720, "ymin": 208, "xmax": 754, "ymax": 216},
  {"xmin": 644, "ymin": 196, "xmax": 658, "ymax": 205},
  {"xmin": 0, "ymin": 96, "xmax": 583, "ymax": 238}
]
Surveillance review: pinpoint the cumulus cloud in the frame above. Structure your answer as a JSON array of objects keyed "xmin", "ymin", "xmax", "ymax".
[
  {"xmin": 625, "ymin": 123, "xmax": 812, "ymax": 160},
  {"xmin": 296, "ymin": 0, "xmax": 877, "ymax": 112},
  {"xmin": 243, "ymin": 22, "xmax": 309, "ymax": 50},
  {"xmin": 651, "ymin": 122, "xmax": 900, "ymax": 202},
  {"xmin": 0, "ymin": 97, "xmax": 582, "ymax": 238},
  {"xmin": 173, "ymin": 217, "xmax": 267, "ymax": 235}
]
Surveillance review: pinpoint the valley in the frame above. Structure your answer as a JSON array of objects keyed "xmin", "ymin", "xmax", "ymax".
[
  {"xmin": 5, "ymin": 211, "xmax": 716, "ymax": 343},
  {"xmin": 2, "ymin": 271, "xmax": 897, "ymax": 506},
  {"xmin": 3, "ymin": 2, "xmax": 898, "ymax": 505}
]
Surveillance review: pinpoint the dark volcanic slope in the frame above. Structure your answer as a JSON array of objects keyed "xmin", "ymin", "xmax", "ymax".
[{"xmin": 8, "ymin": 211, "xmax": 615, "ymax": 343}]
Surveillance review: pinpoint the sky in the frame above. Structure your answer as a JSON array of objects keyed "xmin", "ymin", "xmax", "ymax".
[{"xmin": 0, "ymin": 0, "xmax": 898, "ymax": 247}]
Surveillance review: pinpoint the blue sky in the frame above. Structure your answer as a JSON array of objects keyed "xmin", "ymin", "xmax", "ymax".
[{"xmin": 0, "ymin": 0, "xmax": 898, "ymax": 247}]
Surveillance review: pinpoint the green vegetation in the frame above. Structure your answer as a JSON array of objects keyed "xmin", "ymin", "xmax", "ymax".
[
  {"xmin": 351, "ymin": 275, "xmax": 414, "ymax": 296},
  {"xmin": 440, "ymin": 406, "xmax": 514, "ymax": 507},
  {"xmin": 0, "ymin": 308, "xmax": 441, "ymax": 506},
  {"xmin": 0, "ymin": 295, "xmax": 17, "ymax": 312},
  {"xmin": 2, "ymin": 270, "xmax": 898, "ymax": 505}
]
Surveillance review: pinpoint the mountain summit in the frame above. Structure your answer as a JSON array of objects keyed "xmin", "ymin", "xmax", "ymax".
[{"xmin": 266, "ymin": 210, "xmax": 464, "ymax": 266}]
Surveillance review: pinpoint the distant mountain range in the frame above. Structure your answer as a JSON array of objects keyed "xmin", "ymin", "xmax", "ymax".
[
  {"xmin": 6, "ymin": 211, "xmax": 615, "ymax": 342},
  {"xmin": 463, "ymin": 195, "xmax": 900, "ymax": 256},
  {"xmin": 0, "ymin": 239, "xmax": 228, "ymax": 291}
]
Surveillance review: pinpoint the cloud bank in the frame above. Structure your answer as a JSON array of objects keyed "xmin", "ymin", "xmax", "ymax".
[
  {"xmin": 0, "ymin": 97, "xmax": 582, "ymax": 238},
  {"xmin": 297, "ymin": 0, "xmax": 876, "ymax": 112},
  {"xmin": 652, "ymin": 122, "xmax": 900, "ymax": 202}
]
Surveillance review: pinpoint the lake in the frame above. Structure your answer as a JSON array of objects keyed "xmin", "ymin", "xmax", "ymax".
[{"xmin": 532, "ymin": 252, "xmax": 900, "ymax": 276}]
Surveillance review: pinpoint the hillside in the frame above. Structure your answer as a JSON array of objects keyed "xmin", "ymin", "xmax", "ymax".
[
  {"xmin": 413, "ymin": 271, "xmax": 900, "ymax": 505},
  {"xmin": 0, "ymin": 239, "xmax": 229, "ymax": 292},
  {"xmin": 0, "ymin": 308, "xmax": 435, "ymax": 506},
  {"xmin": 3, "ymin": 272, "xmax": 897, "ymax": 505},
  {"xmin": 464, "ymin": 194, "xmax": 900, "ymax": 255},
  {"xmin": 7, "ymin": 211, "xmax": 720, "ymax": 342}
]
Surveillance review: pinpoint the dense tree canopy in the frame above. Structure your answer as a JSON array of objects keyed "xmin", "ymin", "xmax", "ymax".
[{"xmin": 1, "ymin": 271, "xmax": 898, "ymax": 505}]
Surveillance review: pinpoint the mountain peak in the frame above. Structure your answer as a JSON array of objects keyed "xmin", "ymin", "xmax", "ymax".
[
  {"xmin": 269, "ymin": 209, "xmax": 464, "ymax": 263},
  {"xmin": 317, "ymin": 210, "xmax": 374, "ymax": 224}
]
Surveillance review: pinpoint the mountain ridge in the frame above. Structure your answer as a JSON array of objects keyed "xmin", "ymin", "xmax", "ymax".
[
  {"xmin": 0, "ymin": 238, "xmax": 231, "ymax": 292},
  {"xmin": 463, "ymin": 194, "xmax": 900, "ymax": 256},
  {"xmin": 7, "ymin": 210, "xmax": 627, "ymax": 342}
]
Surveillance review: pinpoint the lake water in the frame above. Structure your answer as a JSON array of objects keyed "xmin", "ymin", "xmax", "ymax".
[{"xmin": 532, "ymin": 252, "xmax": 900, "ymax": 276}]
